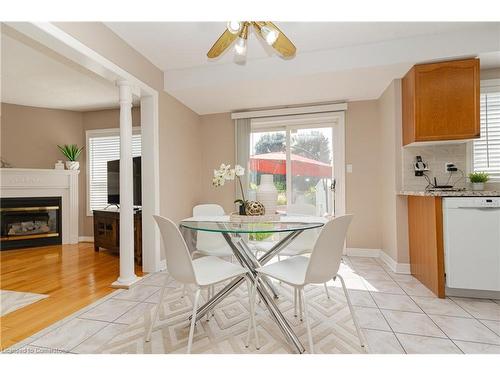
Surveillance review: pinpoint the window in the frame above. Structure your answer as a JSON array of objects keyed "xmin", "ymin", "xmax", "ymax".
[
  {"xmin": 86, "ymin": 128, "xmax": 141, "ymax": 215},
  {"xmin": 472, "ymin": 81, "xmax": 500, "ymax": 180}
]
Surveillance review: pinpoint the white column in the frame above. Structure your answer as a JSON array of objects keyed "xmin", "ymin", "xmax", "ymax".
[{"xmin": 112, "ymin": 81, "xmax": 140, "ymax": 288}]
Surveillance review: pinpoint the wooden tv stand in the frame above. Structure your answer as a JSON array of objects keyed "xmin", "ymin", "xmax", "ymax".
[{"xmin": 93, "ymin": 209, "xmax": 142, "ymax": 264}]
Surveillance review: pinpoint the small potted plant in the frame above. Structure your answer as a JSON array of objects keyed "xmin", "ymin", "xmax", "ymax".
[
  {"xmin": 468, "ymin": 171, "xmax": 489, "ymax": 191},
  {"xmin": 57, "ymin": 144, "xmax": 84, "ymax": 170},
  {"xmin": 212, "ymin": 163, "xmax": 247, "ymax": 215}
]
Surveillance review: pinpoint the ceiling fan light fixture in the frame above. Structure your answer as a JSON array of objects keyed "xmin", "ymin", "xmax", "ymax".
[
  {"xmin": 234, "ymin": 37, "xmax": 247, "ymax": 56},
  {"xmin": 260, "ymin": 25, "xmax": 279, "ymax": 46},
  {"xmin": 226, "ymin": 21, "xmax": 242, "ymax": 35}
]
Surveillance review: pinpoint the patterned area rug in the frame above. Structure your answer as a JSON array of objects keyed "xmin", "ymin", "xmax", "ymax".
[
  {"xmin": 98, "ymin": 277, "xmax": 366, "ymax": 354},
  {"xmin": 0, "ymin": 290, "xmax": 48, "ymax": 317}
]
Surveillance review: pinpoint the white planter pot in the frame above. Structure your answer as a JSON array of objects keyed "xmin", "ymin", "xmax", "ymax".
[
  {"xmin": 65, "ymin": 161, "xmax": 80, "ymax": 170},
  {"xmin": 257, "ymin": 174, "xmax": 278, "ymax": 214},
  {"xmin": 471, "ymin": 182, "xmax": 485, "ymax": 191}
]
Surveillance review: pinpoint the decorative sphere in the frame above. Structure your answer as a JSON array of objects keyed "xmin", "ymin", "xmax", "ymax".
[{"xmin": 245, "ymin": 201, "xmax": 266, "ymax": 216}]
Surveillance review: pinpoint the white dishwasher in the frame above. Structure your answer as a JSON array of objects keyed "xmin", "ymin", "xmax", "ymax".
[{"xmin": 443, "ymin": 197, "xmax": 500, "ymax": 292}]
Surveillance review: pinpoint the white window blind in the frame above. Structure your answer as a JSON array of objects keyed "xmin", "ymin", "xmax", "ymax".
[
  {"xmin": 473, "ymin": 91, "xmax": 500, "ymax": 180},
  {"xmin": 87, "ymin": 129, "xmax": 141, "ymax": 213}
]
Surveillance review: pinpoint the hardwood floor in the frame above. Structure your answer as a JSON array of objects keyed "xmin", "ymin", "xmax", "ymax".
[{"xmin": 0, "ymin": 242, "xmax": 143, "ymax": 350}]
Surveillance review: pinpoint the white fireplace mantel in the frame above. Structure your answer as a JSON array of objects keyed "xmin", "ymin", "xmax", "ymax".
[{"xmin": 0, "ymin": 168, "xmax": 80, "ymax": 244}]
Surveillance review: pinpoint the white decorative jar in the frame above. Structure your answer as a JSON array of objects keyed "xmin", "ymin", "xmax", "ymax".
[
  {"xmin": 54, "ymin": 160, "xmax": 65, "ymax": 170},
  {"xmin": 471, "ymin": 182, "xmax": 484, "ymax": 191},
  {"xmin": 65, "ymin": 161, "xmax": 80, "ymax": 170},
  {"xmin": 257, "ymin": 174, "xmax": 278, "ymax": 214}
]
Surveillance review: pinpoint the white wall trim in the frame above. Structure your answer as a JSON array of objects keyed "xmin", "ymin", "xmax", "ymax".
[
  {"xmin": 78, "ymin": 236, "xmax": 94, "ymax": 242},
  {"xmin": 231, "ymin": 103, "xmax": 348, "ymax": 120},
  {"xmin": 378, "ymin": 251, "xmax": 411, "ymax": 274},
  {"xmin": 346, "ymin": 248, "xmax": 411, "ymax": 274}
]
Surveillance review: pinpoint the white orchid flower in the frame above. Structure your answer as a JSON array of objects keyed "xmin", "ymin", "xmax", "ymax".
[
  {"xmin": 235, "ymin": 165, "xmax": 245, "ymax": 176},
  {"xmin": 225, "ymin": 168, "xmax": 236, "ymax": 180}
]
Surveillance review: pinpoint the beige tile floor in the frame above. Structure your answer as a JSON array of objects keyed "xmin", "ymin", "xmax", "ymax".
[{"xmin": 4, "ymin": 256, "xmax": 500, "ymax": 354}]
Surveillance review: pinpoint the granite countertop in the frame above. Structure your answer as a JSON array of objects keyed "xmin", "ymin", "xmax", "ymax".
[{"xmin": 399, "ymin": 190, "xmax": 500, "ymax": 197}]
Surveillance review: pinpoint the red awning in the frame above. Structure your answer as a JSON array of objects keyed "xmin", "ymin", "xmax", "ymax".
[{"xmin": 249, "ymin": 152, "xmax": 331, "ymax": 178}]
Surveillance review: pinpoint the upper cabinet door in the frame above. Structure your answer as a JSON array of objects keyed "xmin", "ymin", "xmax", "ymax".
[{"xmin": 402, "ymin": 58, "xmax": 480, "ymax": 146}]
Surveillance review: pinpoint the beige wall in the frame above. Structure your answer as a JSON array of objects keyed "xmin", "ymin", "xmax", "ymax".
[
  {"xmin": 198, "ymin": 113, "xmax": 235, "ymax": 213},
  {"xmin": 197, "ymin": 103, "xmax": 388, "ymax": 251},
  {"xmin": 378, "ymin": 80, "xmax": 409, "ymax": 264},
  {"xmin": 158, "ymin": 92, "xmax": 202, "ymax": 223},
  {"xmin": 345, "ymin": 101, "xmax": 383, "ymax": 250},
  {"xmin": 1, "ymin": 103, "xmax": 83, "ymax": 169},
  {"xmin": 0, "ymin": 103, "xmax": 142, "ymax": 238}
]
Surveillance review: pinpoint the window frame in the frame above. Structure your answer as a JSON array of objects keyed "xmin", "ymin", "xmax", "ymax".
[
  {"xmin": 248, "ymin": 111, "xmax": 345, "ymax": 216},
  {"xmin": 467, "ymin": 79, "xmax": 500, "ymax": 181},
  {"xmin": 85, "ymin": 127, "xmax": 141, "ymax": 216}
]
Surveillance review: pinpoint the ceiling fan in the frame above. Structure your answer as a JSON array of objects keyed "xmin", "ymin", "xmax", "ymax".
[{"xmin": 207, "ymin": 21, "xmax": 296, "ymax": 59}]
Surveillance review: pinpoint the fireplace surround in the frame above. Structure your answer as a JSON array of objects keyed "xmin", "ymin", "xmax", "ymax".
[{"xmin": 0, "ymin": 168, "xmax": 79, "ymax": 246}]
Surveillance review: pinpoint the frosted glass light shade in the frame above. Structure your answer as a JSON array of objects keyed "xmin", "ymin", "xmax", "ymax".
[{"xmin": 261, "ymin": 26, "xmax": 279, "ymax": 45}]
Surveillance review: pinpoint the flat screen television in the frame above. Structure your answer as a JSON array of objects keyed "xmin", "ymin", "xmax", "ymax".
[{"xmin": 107, "ymin": 157, "xmax": 142, "ymax": 207}]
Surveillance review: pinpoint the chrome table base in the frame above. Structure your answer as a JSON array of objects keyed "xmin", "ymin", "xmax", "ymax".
[{"xmin": 192, "ymin": 230, "xmax": 306, "ymax": 354}]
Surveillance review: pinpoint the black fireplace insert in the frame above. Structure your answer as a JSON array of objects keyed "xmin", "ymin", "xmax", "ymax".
[{"xmin": 0, "ymin": 197, "xmax": 62, "ymax": 250}]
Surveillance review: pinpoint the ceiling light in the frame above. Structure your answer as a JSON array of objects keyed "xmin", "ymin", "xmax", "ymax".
[
  {"xmin": 207, "ymin": 21, "xmax": 296, "ymax": 60},
  {"xmin": 227, "ymin": 21, "xmax": 242, "ymax": 35},
  {"xmin": 260, "ymin": 25, "xmax": 279, "ymax": 45},
  {"xmin": 234, "ymin": 37, "xmax": 247, "ymax": 56}
]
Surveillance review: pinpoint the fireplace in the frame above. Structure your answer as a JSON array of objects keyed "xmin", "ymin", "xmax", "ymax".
[{"xmin": 0, "ymin": 197, "xmax": 62, "ymax": 250}]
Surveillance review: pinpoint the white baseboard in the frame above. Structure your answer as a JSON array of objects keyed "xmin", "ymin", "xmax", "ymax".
[
  {"xmin": 346, "ymin": 248, "xmax": 380, "ymax": 257},
  {"xmin": 78, "ymin": 236, "xmax": 94, "ymax": 242},
  {"xmin": 379, "ymin": 251, "xmax": 411, "ymax": 274},
  {"xmin": 346, "ymin": 247, "xmax": 411, "ymax": 275}
]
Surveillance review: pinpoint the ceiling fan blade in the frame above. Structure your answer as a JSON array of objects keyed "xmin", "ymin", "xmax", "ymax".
[
  {"xmin": 263, "ymin": 22, "xmax": 296, "ymax": 58},
  {"xmin": 207, "ymin": 29, "xmax": 238, "ymax": 58}
]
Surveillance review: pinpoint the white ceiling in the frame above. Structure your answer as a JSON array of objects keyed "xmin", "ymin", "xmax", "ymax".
[
  {"xmin": 106, "ymin": 22, "xmax": 500, "ymax": 114},
  {"xmin": 1, "ymin": 27, "xmax": 136, "ymax": 112}
]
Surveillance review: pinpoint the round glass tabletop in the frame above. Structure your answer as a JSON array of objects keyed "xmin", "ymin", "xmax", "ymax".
[{"xmin": 180, "ymin": 220, "xmax": 325, "ymax": 234}]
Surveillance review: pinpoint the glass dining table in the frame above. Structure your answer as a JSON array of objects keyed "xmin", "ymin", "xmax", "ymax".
[{"xmin": 180, "ymin": 218, "xmax": 326, "ymax": 354}]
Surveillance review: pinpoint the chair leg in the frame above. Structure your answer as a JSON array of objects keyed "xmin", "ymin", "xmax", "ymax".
[
  {"xmin": 337, "ymin": 274, "xmax": 367, "ymax": 352},
  {"xmin": 181, "ymin": 284, "xmax": 187, "ymax": 298},
  {"xmin": 300, "ymin": 288, "xmax": 314, "ymax": 354},
  {"xmin": 293, "ymin": 287, "xmax": 298, "ymax": 317},
  {"xmin": 206, "ymin": 286, "xmax": 212, "ymax": 322},
  {"xmin": 245, "ymin": 278, "xmax": 252, "ymax": 348},
  {"xmin": 145, "ymin": 276, "xmax": 168, "ymax": 342},
  {"xmin": 187, "ymin": 288, "xmax": 201, "ymax": 354},
  {"xmin": 298, "ymin": 287, "xmax": 303, "ymax": 321},
  {"xmin": 323, "ymin": 283, "xmax": 331, "ymax": 299}
]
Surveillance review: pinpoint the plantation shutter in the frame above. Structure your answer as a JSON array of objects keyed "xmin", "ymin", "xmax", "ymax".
[
  {"xmin": 88, "ymin": 130, "xmax": 141, "ymax": 212},
  {"xmin": 473, "ymin": 91, "xmax": 500, "ymax": 180}
]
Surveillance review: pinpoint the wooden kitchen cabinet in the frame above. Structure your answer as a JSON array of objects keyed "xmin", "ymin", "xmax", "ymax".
[
  {"xmin": 402, "ymin": 58, "xmax": 480, "ymax": 146},
  {"xmin": 407, "ymin": 196, "xmax": 445, "ymax": 298}
]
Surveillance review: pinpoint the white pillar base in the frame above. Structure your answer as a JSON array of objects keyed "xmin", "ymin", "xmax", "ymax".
[{"xmin": 111, "ymin": 275, "xmax": 142, "ymax": 289}]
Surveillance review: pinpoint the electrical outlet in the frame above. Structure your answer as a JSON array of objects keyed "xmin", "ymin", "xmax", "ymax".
[{"xmin": 445, "ymin": 162, "xmax": 457, "ymax": 173}]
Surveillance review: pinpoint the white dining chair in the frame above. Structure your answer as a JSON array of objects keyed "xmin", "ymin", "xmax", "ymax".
[
  {"xmin": 146, "ymin": 215, "xmax": 258, "ymax": 354},
  {"xmin": 246, "ymin": 215, "xmax": 366, "ymax": 354},
  {"xmin": 192, "ymin": 204, "xmax": 233, "ymax": 258},
  {"xmin": 251, "ymin": 203, "xmax": 331, "ymax": 316}
]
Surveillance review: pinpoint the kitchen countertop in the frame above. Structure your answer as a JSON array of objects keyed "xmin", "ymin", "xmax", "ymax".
[{"xmin": 399, "ymin": 190, "xmax": 500, "ymax": 197}]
